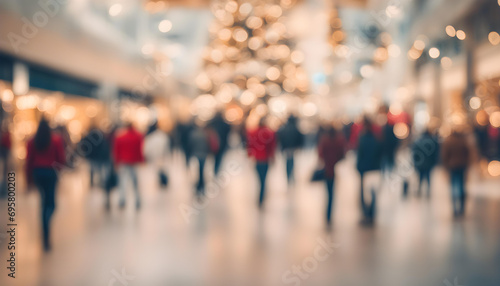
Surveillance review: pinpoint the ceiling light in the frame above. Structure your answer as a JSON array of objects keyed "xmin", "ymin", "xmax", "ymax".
[
  {"xmin": 109, "ymin": 3, "xmax": 122, "ymax": 17},
  {"xmin": 429, "ymin": 47, "xmax": 440, "ymax": 59},
  {"xmin": 488, "ymin": 32, "xmax": 500, "ymax": 45},
  {"xmin": 445, "ymin": 25, "xmax": 456, "ymax": 37},
  {"xmin": 159, "ymin": 20, "xmax": 172, "ymax": 33},
  {"xmin": 456, "ymin": 30, "xmax": 466, "ymax": 40}
]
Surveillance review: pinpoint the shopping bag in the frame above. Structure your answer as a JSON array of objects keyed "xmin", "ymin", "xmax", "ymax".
[
  {"xmin": 159, "ymin": 170, "xmax": 168, "ymax": 188},
  {"xmin": 105, "ymin": 167, "xmax": 118, "ymax": 191},
  {"xmin": 310, "ymin": 168, "xmax": 325, "ymax": 182}
]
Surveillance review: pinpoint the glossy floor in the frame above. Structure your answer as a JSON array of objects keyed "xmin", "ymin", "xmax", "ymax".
[{"xmin": 1, "ymin": 149, "xmax": 500, "ymax": 286}]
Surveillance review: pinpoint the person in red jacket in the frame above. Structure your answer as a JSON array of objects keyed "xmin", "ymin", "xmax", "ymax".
[
  {"xmin": 247, "ymin": 118, "xmax": 276, "ymax": 208},
  {"xmin": 1, "ymin": 123, "xmax": 12, "ymax": 197},
  {"xmin": 25, "ymin": 118, "xmax": 65, "ymax": 251},
  {"xmin": 318, "ymin": 125, "xmax": 346, "ymax": 224},
  {"xmin": 113, "ymin": 123, "xmax": 144, "ymax": 209}
]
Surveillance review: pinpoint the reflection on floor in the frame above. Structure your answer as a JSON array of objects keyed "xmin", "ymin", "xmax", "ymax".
[{"xmin": 1, "ymin": 149, "xmax": 500, "ymax": 286}]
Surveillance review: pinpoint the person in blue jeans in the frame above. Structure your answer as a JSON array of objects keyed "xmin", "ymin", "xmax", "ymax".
[
  {"xmin": 441, "ymin": 130, "xmax": 471, "ymax": 216},
  {"xmin": 412, "ymin": 129, "xmax": 440, "ymax": 197}
]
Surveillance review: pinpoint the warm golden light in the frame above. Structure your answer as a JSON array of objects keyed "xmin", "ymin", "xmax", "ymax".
[
  {"xmin": 469, "ymin": 97, "xmax": 481, "ymax": 110},
  {"xmin": 240, "ymin": 90, "xmax": 256, "ymax": 105},
  {"xmin": 394, "ymin": 123, "xmax": 409, "ymax": 139},
  {"xmin": 456, "ymin": 30, "xmax": 466, "ymax": 40},
  {"xmin": 1, "ymin": 89, "xmax": 14, "ymax": 102},
  {"xmin": 233, "ymin": 28, "xmax": 248, "ymax": 42},
  {"xmin": 445, "ymin": 25, "xmax": 456, "ymax": 37},
  {"xmin": 408, "ymin": 48, "xmax": 422, "ymax": 60},
  {"xmin": 218, "ymin": 28, "xmax": 232, "ymax": 41},
  {"xmin": 476, "ymin": 110, "xmax": 489, "ymax": 126},
  {"xmin": 360, "ymin": 65, "xmax": 374, "ymax": 78},
  {"xmin": 429, "ymin": 47, "xmax": 440, "ymax": 59},
  {"xmin": 108, "ymin": 3, "xmax": 122, "ymax": 17},
  {"xmin": 441, "ymin": 57, "xmax": 452, "ymax": 70},
  {"xmin": 374, "ymin": 47, "xmax": 389, "ymax": 62},
  {"xmin": 332, "ymin": 30, "xmax": 344, "ymax": 42},
  {"xmin": 290, "ymin": 50, "xmax": 304, "ymax": 64},
  {"xmin": 266, "ymin": 66, "xmax": 281, "ymax": 81},
  {"xmin": 414, "ymin": 40, "xmax": 425, "ymax": 50},
  {"xmin": 388, "ymin": 44, "xmax": 401, "ymax": 57},
  {"xmin": 158, "ymin": 20, "xmax": 172, "ymax": 33},
  {"xmin": 488, "ymin": 160, "xmax": 500, "ymax": 177},
  {"xmin": 488, "ymin": 31, "xmax": 500, "ymax": 45},
  {"xmin": 490, "ymin": 111, "xmax": 500, "ymax": 127},
  {"xmin": 283, "ymin": 79, "xmax": 296, "ymax": 92},
  {"xmin": 248, "ymin": 37, "xmax": 263, "ymax": 50},
  {"xmin": 246, "ymin": 16, "xmax": 263, "ymax": 29}
]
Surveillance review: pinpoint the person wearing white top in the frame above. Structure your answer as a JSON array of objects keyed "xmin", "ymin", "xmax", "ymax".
[{"xmin": 143, "ymin": 122, "xmax": 170, "ymax": 188}]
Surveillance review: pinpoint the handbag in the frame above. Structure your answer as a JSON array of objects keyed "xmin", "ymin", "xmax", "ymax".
[
  {"xmin": 159, "ymin": 170, "xmax": 168, "ymax": 188},
  {"xmin": 105, "ymin": 166, "xmax": 118, "ymax": 191},
  {"xmin": 310, "ymin": 168, "xmax": 325, "ymax": 182}
]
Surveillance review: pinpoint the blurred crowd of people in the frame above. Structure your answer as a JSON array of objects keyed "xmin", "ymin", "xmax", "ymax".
[{"xmin": 1, "ymin": 106, "xmax": 499, "ymax": 252}]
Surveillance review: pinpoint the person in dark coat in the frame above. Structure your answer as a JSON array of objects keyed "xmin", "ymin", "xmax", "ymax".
[
  {"xmin": 80, "ymin": 125, "xmax": 107, "ymax": 188},
  {"xmin": 209, "ymin": 112, "xmax": 231, "ymax": 175},
  {"xmin": 412, "ymin": 129, "xmax": 439, "ymax": 197},
  {"xmin": 26, "ymin": 118, "xmax": 65, "ymax": 251},
  {"xmin": 381, "ymin": 123, "xmax": 399, "ymax": 175},
  {"xmin": 318, "ymin": 126, "xmax": 346, "ymax": 224},
  {"xmin": 80, "ymin": 125, "xmax": 114, "ymax": 208},
  {"xmin": 356, "ymin": 118, "xmax": 382, "ymax": 222},
  {"xmin": 441, "ymin": 130, "xmax": 472, "ymax": 216},
  {"xmin": 277, "ymin": 116, "xmax": 303, "ymax": 184},
  {"xmin": 176, "ymin": 119, "xmax": 195, "ymax": 167}
]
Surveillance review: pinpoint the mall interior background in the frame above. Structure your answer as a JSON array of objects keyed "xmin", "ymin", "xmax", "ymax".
[{"xmin": 0, "ymin": 0, "xmax": 500, "ymax": 285}]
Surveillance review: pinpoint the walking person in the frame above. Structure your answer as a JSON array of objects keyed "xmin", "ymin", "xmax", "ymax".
[
  {"xmin": 177, "ymin": 119, "xmax": 195, "ymax": 167},
  {"xmin": 412, "ymin": 128, "xmax": 439, "ymax": 197},
  {"xmin": 188, "ymin": 122, "xmax": 213, "ymax": 197},
  {"xmin": 356, "ymin": 118, "xmax": 382, "ymax": 223},
  {"xmin": 80, "ymin": 125, "xmax": 107, "ymax": 188},
  {"xmin": 247, "ymin": 118, "xmax": 276, "ymax": 209},
  {"xmin": 209, "ymin": 112, "xmax": 231, "ymax": 176},
  {"xmin": 381, "ymin": 122, "xmax": 399, "ymax": 176},
  {"xmin": 277, "ymin": 115, "xmax": 303, "ymax": 184},
  {"xmin": 144, "ymin": 121, "xmax": 170, "ymax": 190},
  {"xmin": 441, "ymin": 130, "xmax": 471, "ymax": 216},
  {"xmin": 113, "ymin": 123, "xmax": 144, "ymax": 209},
  {"xmin": 318, "ymin": 125, "xmax": 346, "ymax": 224},
  {"xmin": 25, "ymin": 118, "xmax": 65, "ymax": 251}
]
